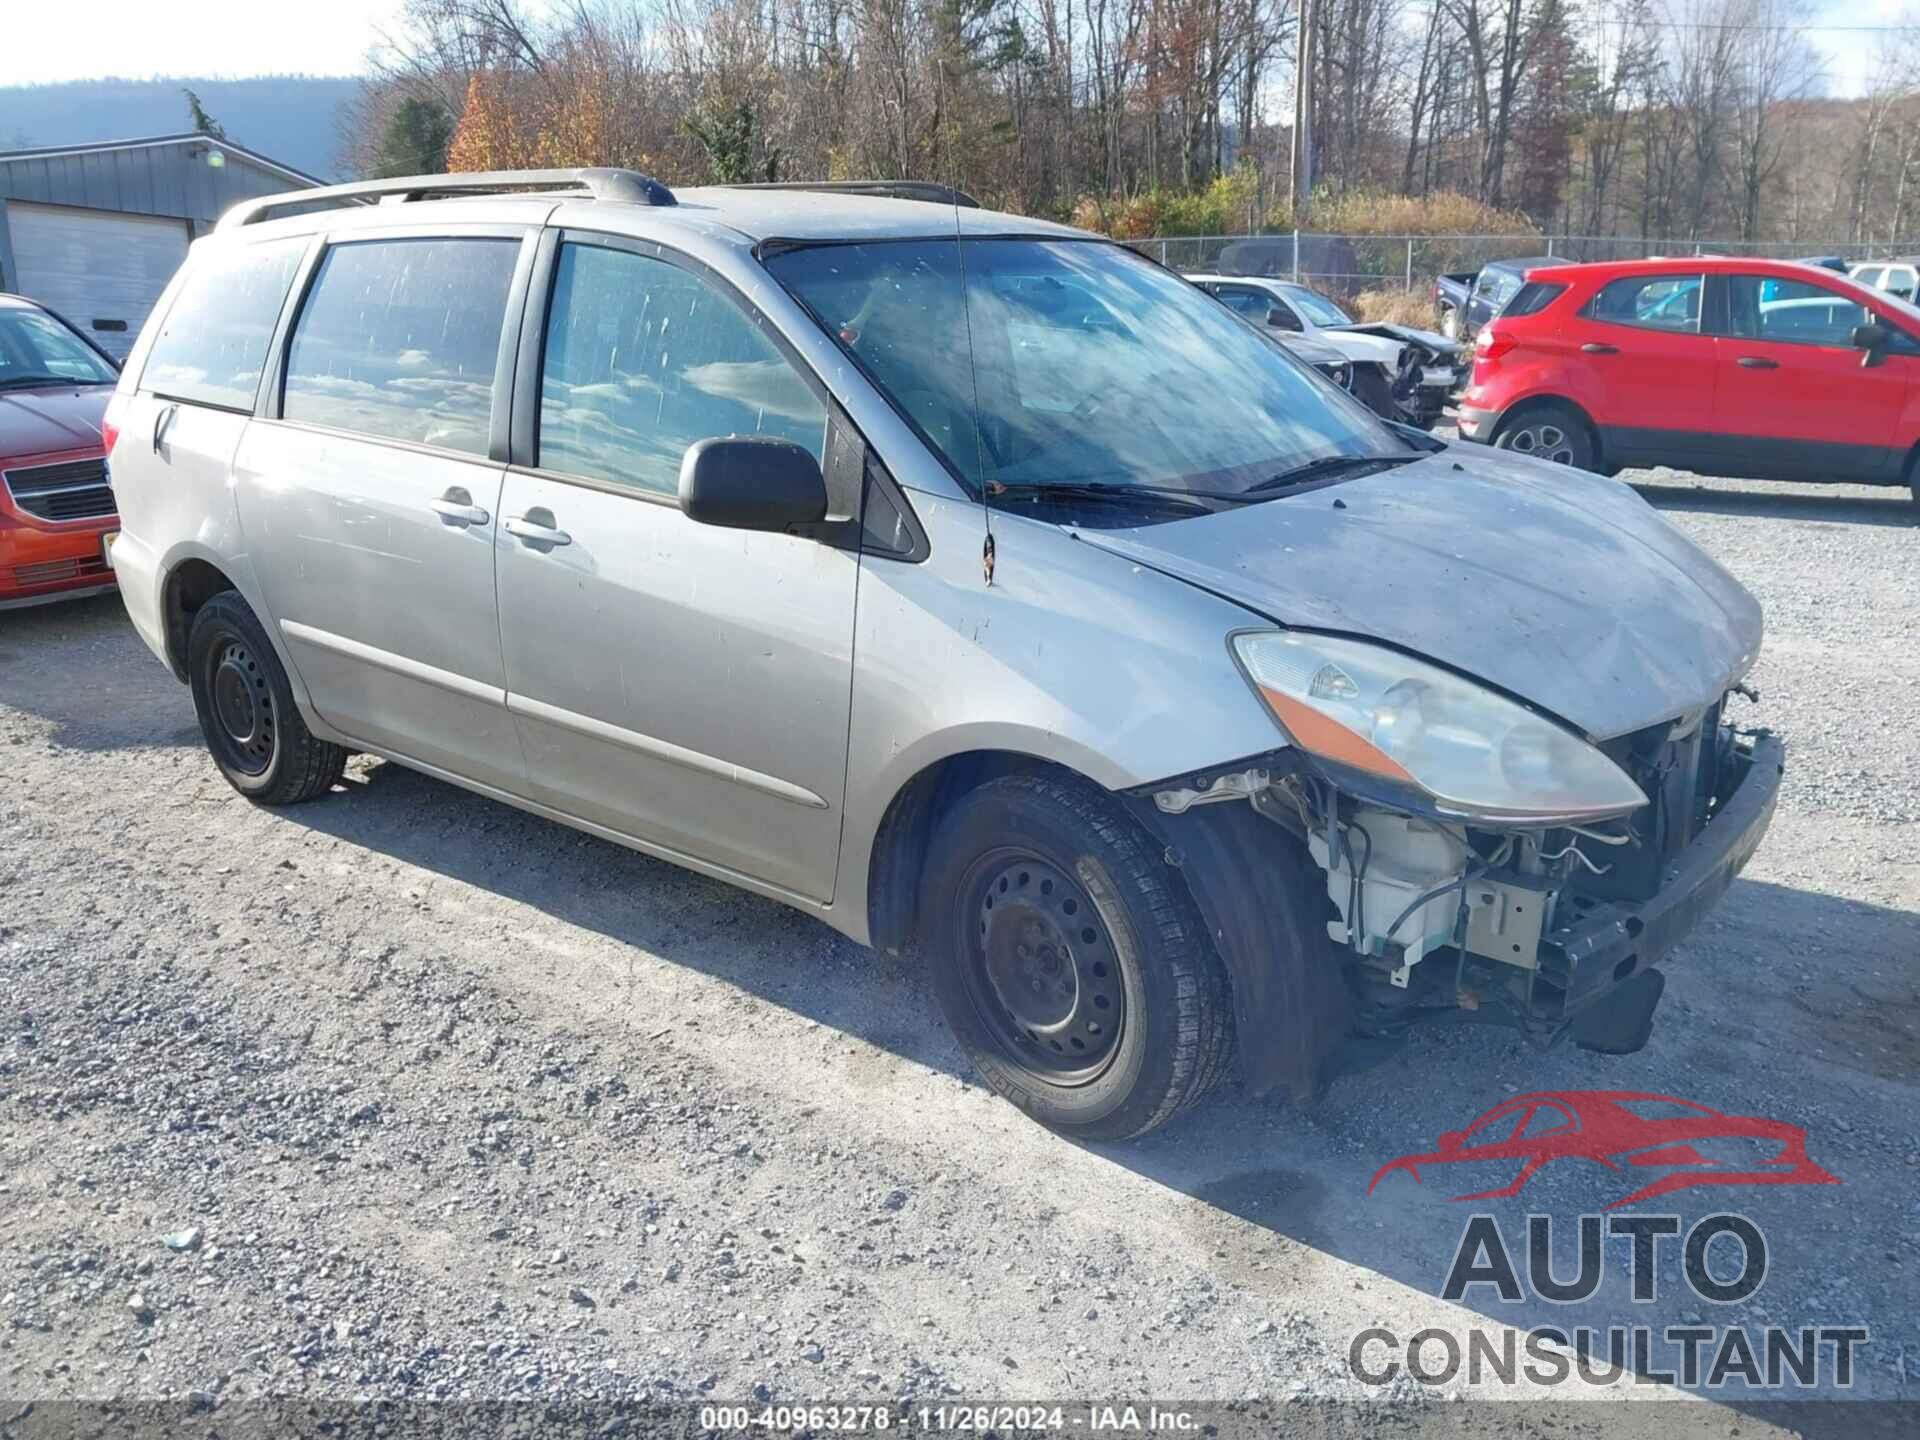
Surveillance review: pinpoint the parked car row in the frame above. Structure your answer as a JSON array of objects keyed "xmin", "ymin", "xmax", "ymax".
[{"xmin": 92, "ymin": 169, "xmax": 1780, "ymax": 1142}]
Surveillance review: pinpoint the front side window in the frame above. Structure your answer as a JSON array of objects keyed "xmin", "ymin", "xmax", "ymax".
[
  {"xmin": 1853, "ymin": 266, "xmax": 1884, "ymax": 289},
  {"xmin": 282, "ymin": 237, "xmax": 519, "ymax": 456},
  {"xmin": 537, "ymin": 243, "xmax": 826, "ymax": 496},
  {"xmin": 0, "ymin": 307, "xmax": 117, "ymax": 389},
  {"xmin": 142, "ymin": 237, "xmax": 305, "ymax": 410},
  {"xmin": 1587, "ymin": 274, "xmax": 1704, "ymax": 333},
  {"xmin": 1725, "ymin": 274, "xmax": 1871, "ymax": 348},
  {"xmin": 766, "ymin": 239, "xmax": 1399, "ymax": 499},
  {"xmin": 1281, "ymin": 286, "xmax": 1352, "ymax": 327}
]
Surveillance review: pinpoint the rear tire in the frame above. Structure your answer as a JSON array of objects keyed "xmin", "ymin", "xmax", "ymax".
[
  {"xmin": 1494, "ymin": 401, "xmax": 1597, "ymax": 472},
  {"xmin": 1440, "ymin": 307, "xmax": 1461, "ymax": 342},
  {"xmin": 921, "ymin": 773, "xmax": 1235, "ymax": 1141},
  {"xmin": 187, "ymin": 591, "xmax": 346, "ymax": 805}
]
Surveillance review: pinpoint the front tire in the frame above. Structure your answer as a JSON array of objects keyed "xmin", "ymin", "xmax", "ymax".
[
  {"xmin": 1494, "ymin": 401, "xmax": 1597, "ymax": 472},
  {"xmin": 187, "ymin": 591, "xmax": 347, "ymax": 804},
  {"xmin": 920, "ymin": 773, "xmax": 1235, "ymax": 1140}
]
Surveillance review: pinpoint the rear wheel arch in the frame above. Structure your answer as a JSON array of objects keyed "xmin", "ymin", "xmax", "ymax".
[{"xmin": 162, "ymin": 557, "xmax": 239, "ymax": 683}]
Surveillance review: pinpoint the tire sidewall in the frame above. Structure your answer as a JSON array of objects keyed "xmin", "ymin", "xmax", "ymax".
[
  {"xmin": 922, "ymin": 782, "xmax": 1194, "ymax": 1138},
  {"xmin": 187, "ymin": 594, "xmax": 297, "ymax": 798}
]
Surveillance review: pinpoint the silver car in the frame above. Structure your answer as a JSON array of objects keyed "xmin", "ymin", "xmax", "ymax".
[{"xmin": 105, "ymin": 170, "xmax": 1782, "ymax": 1140}]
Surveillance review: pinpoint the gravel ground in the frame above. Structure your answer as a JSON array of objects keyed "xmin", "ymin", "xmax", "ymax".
[{"xmin": 0, "ymin": 467, "xmax": 1915, "ymax": 1437}]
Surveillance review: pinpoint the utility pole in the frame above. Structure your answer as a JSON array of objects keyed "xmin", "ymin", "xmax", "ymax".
[{"xmin": 1290, "ymin": 0, "xmax": 1315, "ymax": 223}]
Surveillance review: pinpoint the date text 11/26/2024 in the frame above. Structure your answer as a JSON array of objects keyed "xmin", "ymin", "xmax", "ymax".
[{"xmin": 700, "ymin": 1404, "xmax": 1203, "ymax": 1432}]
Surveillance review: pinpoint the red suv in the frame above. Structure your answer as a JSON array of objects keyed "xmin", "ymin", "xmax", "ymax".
[
  {"xmin": 1455, "ymin": 256, "xmax": 1920, "ymax": 506},
  {"xmin": 0, "ymin": 294, "xmax": 121, "ymax": 607}
]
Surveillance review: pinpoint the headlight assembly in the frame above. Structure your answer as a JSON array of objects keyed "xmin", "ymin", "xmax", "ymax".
[{"xmin": 1231, "ymin": 631, "xmax": 1647, "ymax": 824}]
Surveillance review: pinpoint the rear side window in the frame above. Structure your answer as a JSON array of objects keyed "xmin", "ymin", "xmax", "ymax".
[
  {"xmin": 1586, "ymin": 273, "xmax": 1703, "ymax": 333},
  {"xmin": 536, "ymin": 242, "xmax": 826, "ymax": 497},
  {"xmin": 282, "ymin": 237, "xmax": 519, "ymax": 456},
  {"xmin": 1505, "ymin": 281, "xmax": 1566, "ymax": 317},
  {"xmin": 142, "ymin": 238, "xmax": 304, "ymax": 410}
]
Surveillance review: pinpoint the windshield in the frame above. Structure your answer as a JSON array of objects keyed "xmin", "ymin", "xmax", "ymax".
[
  {"xmin": 0, "ymin": 307, "xmax": 117, "ymax": 388},
  {"xmin": 764, "ymin": 239, "xmax": 1402, "ymax": 499},
  {"xmin": 1282, "ymin": 286, "xmax": 1353, "ymax": 327}
]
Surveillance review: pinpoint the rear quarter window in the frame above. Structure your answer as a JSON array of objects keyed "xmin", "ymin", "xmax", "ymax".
[
  {"xmin": 1504, "ymin": 281, "xmax": 1567, "ymax": 317},
  {"xmin": 141, "ymin": 238, "xmax": 306, "ymax": 411}
]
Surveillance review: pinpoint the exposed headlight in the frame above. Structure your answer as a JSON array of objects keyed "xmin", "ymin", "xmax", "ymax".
[{"xmin": 1230, "ymin": 631, "xmax": 1647, "ymax": 823}]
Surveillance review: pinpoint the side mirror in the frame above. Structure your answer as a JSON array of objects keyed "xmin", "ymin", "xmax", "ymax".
[
  {"xmin": 1267, "ymin": 306, "xmax": 1302, "ymax": 332},
  {"xmin": 678, "ymin": 437, "xmax": 827, "ymax": 533},
  {"xmin": 1853, "ymin": 320, "xmax": 1892, "ymax": 367}
]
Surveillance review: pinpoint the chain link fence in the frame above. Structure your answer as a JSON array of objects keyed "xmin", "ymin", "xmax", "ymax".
[{"xmin": 1124, "ymin": 232, "xmax": 1910, "ymax": 298}]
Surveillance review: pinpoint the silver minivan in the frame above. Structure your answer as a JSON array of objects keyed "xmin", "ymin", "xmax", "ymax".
[{"xmin": 107, "ymin": 170, "xmax": 1782, "ymax": 1140}]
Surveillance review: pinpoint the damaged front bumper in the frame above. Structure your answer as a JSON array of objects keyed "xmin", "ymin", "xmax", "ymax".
[
  {"xmin": 1307, "ymin": 725, "xmax": 1784, "ymax": 1040},
  {"xmin": 1537, "ymin": 732, "xmax": 1781, "ymax": 1020}
]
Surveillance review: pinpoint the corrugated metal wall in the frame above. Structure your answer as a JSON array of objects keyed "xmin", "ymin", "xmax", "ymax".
[{"xmin": 0, "ymin": 138, "xmax": 312, "ymax": 232}]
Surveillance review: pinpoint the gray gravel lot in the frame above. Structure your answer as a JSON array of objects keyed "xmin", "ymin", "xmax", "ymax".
[{"xmin": 0, "ymin": 467, "xmax": 1915, "ymax": 1435}]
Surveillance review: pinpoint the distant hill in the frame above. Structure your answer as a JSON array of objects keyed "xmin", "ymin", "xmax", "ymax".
[{"xmin": 0, "ymin": 76, "xmax": 360, "ymax": 180}]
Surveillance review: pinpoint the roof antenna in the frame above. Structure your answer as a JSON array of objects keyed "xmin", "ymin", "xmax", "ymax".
[{"xmin": 948, "ymin": 171, "xmax": 994, "ymax": 586}]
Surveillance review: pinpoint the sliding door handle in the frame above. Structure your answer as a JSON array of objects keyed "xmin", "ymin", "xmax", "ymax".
[
  {"xmin": 505, "ymin": 512, "xmax": 572, "ymax": 547},
  {"xmin": 1580, "ymin": 342, "xmax": 1618, "ymax": 355},
  {"xmin": 1736, "ymin": 356, "xmax": 1779, "ymax": 369}
]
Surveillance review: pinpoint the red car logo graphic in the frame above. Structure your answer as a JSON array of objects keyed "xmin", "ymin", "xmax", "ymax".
[{"xmin": 1367, "ymin": 1091, "xmax": 1839, "ymax": 1209}]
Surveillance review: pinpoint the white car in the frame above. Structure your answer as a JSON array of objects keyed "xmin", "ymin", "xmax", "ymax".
[
  {"xmin": 1848, "ymin": 259, "xmax": 1918, "ymax": 303},
  {"xmin": 1187, "ymin": 273, "xmax": 1466, "ymax": 427}
]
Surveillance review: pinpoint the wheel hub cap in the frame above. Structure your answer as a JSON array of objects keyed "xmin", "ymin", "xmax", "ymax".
[{"xmin": 971, "ymin": 856, "xmax": 1123, "ymax": 1077}]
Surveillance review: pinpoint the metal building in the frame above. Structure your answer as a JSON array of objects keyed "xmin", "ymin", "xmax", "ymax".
[{"xmin": 0, "ymin": 133, "xmax": 320, "ymax": 360}]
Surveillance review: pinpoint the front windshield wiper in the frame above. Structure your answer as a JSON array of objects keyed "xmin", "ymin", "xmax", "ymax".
[
  {"xmin": 1244, "ymin": 453, "xmax": 1416, "ymax": 495},
  {"xmin": 986, "ymin": 480, "xmax": 1251, "ymax": 511},
  {"xmin": 0, "ymin": 373, "xmax": 107, "ymax": 391}
]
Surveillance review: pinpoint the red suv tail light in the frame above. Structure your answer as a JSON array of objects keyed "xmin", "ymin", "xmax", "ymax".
[{"xmin": 1476, "ymin": 326, "xmax": 1517, "ymax": 361}]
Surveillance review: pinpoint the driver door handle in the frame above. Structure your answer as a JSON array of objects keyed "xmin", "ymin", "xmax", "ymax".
[
  {"xmin": 1736, "ymin": 356, "xmax": 1779, "ymax": 369},
  {"xmin": 1580, "ymin": 343, "xmax": 1618, "ymax": 355},
  {"xmin": 505, "ymin": 512, "xmax": 572, "ymax": 547}
]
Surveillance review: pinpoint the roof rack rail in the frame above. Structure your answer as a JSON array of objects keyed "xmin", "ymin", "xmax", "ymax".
[
  {"xmin": 724, "ymin": 181, "xmax": 981, "ymax": 209},
  {"xmin": 218, "ymin": 168, "xmax": 676, "ymax": 230}
]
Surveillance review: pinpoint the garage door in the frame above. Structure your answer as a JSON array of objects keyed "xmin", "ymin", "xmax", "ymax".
[{"xmin": 7, "ymin": 202, "xmax": 191, "ymax": 362}]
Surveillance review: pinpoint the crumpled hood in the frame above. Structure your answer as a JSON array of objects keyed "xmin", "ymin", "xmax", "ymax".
[
  {"xmin": 0, "ymin": 385, "xmax": 109, "ymax": 461},
  {"xmin": 1076, "ymin": 447, "xmax": 1763, "ymax": 740},
  {"xmin": 1330, "ymin": 321, "xmax": 1461, "ymax": 358}
]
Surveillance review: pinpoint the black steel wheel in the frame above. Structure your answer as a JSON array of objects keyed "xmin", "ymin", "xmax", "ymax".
[
  {"xmin": 187, "ymin": 591, "xmax": 347, "ymax": 804},
  {"xmin": 205, "ymin": 636, "xmax": 276, "ymax": 776},
  {"xmin": 921, "ymin": 772, "xmax": 1235, "ymax": 1140},
  {"xmin": 960, "ymin": 851, "xmax": 1127, "ymax": 1084}
]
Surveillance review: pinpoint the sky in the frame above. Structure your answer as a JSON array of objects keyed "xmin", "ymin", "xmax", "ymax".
[
  {"xmin": 0, "ymin": 0, "xmax": 1906, "ymax": 99},
  {"xmin": 0, "ymin": 0, "xmax": 413, "ymax": 87}
]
